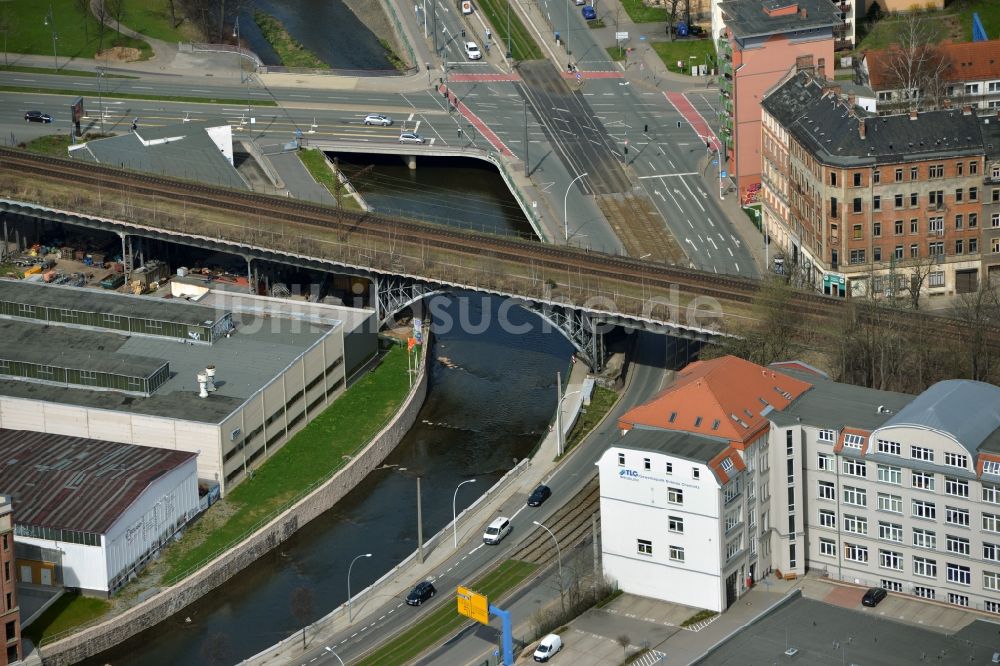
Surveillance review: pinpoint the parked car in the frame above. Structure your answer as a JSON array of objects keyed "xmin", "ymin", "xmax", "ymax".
[
  {"xmin": 364, "ymin": 113, "xmax": 393, "ymax": 126},
  {"xmin": 406, "ymin": 581, "xmax": 436, "ymax": 606},
  {"xmin": 399, "ymin": 132, "xmax": 424, "ymax": 144},
  {"xmin": 482, "ymin": 516, "xmax": 511, "ymax": 544},
  {"xmin": 24, "ymin": 111, "xmax": 52, "ymax": 124},
  {"xmin": 581, "ymin": 5, "xmax": 597, "ymax": 20},
  {"xmin": 672, "ymin": 21, "xmax": 689, "ymax": 37},
  {"xmin": 465, "ymin": 41, "xmax": 482, "ymax": 60},
  {"xmin": 861, "ymin": 587, "xmax": 887, "ymax": 607},
  {"xmin": 574, "ymin": 0, "xmax": 585, "ymax": 6},
  {"xmin": 527, "ymin": 485, "xmax": 552, "ymax": 507},
  {"xmin": 688, "ymin": 24, "xmax": 705, "ymax": 36},
  {"xmin": 533, "ymin": 633, "xmax": 563, "ymax": 662}
]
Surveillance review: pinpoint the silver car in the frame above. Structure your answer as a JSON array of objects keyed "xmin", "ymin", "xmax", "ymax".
[
  {"xmin": 399, "ymin": 132, "xmax": 424, "ymax": 144},
  {"xmin": 364, "ymin": 113, "xmax": 393, "ymax": 126}
]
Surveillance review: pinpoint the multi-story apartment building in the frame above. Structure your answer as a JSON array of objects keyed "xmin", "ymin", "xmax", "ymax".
[
  {"xmin": 0, "ymin": 496, "xmax": 19, "ymax": 666},
  {"xmin": 599, "ymin": 355, "xmax": 1000, "ymax": 615},
  {"xmin": 858, "ymin": 39, "xmax": 1000, "ymax": 115},
  {"xmin": 715, "ymin": 0, "xmax": 839, "ymax": 205},
  {"xmin": 984, "ymin": 116, "xmax": 1000, "ymax": 284},
  {"xmin": 761, "ymin": 68, "xmax": 985, "ymax": 297}
]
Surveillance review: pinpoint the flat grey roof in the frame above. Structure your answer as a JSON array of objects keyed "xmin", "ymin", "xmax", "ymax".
[
  {"xmin": 720, "ymin": 0, "xmax": 840, "ymax": 39},
  {"xmin": 0, "ymin": 279, "xmax": 226, "ymax": 329},
  {"xmin": 0, "ymin": 429, "xmax": 195, "ymax": 534},
  {"xmin": 0, "ymin": 300, "xmax": 335, "ymax": 423},
  {"xmin": 69, "ymin": 122, "xmax": 247, "ymax": 190},
  {"xmin": 882, "ymin": 379, "xmax": 1000, "ymax": 456},
  {"xmin": 771, "ymin": 369, "xmax": 913, "ymax": 431},
  {"xmin": 618, "ymin": 427, "xmax": 730, "ymax": 464},
  {"xmin": 762, "ymin": 70, "xmax": 985, "ymax": 167}
]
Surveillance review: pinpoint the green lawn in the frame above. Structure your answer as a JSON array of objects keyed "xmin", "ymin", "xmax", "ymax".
[
  {"xmin": 955, "ymin": 0, "xmax": 1000, "ymax": 38},
  {"xmin": 856, "ymin": 0, "xmax": 1000, "ymax": 54},
  {"xmin": 0, "ymin": 0, "xmax": 151, "ymax": 61},
  {"xmin": 560, "ymin": 386, "xmax": 618, "ymax": 458},
  {"xmin": 476, "ymin": 0, "xmax": 543, "ymax": 61},
  {"xmin": 253, "ymin": 10, "xmax": 328, "ymax": 69},
  {"xmin": 0, "ymin": 84, "xmax": 277, "ymax": 106},
  {"xmin": 855, "ymin": 13, "xmax": 951, "ymax": 51},
  {"xmin": 26, "ymin": 593, "xmax": 111, "ymax": 645},
  {"xmin": 161, "ymin": 347, "xmax": 411, "ymax": 582},
  {"xmin": 0, "ymin": 64, "xmax": 134, "ymax": 77},
  {"xmin": 606, "ymin": 46, "xmax": 626, "ymax": 62},
  {"xmin": 119, "ymin": 0, "xmax": 202, "ymax": 43},
  {"xmin": 356, "ymin": 560, "xmax": 538, "ymax": 665},
  {"xmin": 618, "ymin": 0, "xmax": 667, "ymax": 23},
  {"xmin": 298, "ymin": 148, "xmax": 362, "ymax": 211},
  {"xmin": 650, "ymin": 38, "xmax": 717, "ymax": 75}
]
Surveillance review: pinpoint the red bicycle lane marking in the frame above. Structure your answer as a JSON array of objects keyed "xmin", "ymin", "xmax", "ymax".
[
  {"xmin": 438, "ymin": 85, "xmax": 515, "ymax": 158},
  {"xmin": 664, "ymin": 91, "xmax": 721, "ymax": 152}
]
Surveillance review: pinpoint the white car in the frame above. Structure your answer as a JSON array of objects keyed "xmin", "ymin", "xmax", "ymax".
[
  {"xmin": 465, "ymin": 41, "xmax": 482, "ymax": 60},
  {"xmin": 482, "ymin": 516, "xmax": 511, "ymax": 544},
  {"xmin": 533, "ymin": 633, "xmax": 563, "ymax": 662},
  {"xmin": 364, "ymin": 113, "xmax": 393, "ymax": 126},
  {"xmin": 399, "ymin": 132, "xmax": 424, "ymax": 144}
]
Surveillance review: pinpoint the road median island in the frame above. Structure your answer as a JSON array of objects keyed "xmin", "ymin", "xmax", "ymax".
[
  {"xmin": 0, "ymin": 84, "xmax": 278, "ymax": 106},
  {"xmin": 477, "ymin": 0, "xmax": 543, "ymax": 61},
  {"xmin": 356, "ymin": 559, "xmax": 538, "ymax": 665}
]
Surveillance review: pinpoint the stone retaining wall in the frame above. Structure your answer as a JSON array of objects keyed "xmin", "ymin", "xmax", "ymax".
[{"xmin": 37, "ymin": 350, "xmax": 429, "ymax": 666}]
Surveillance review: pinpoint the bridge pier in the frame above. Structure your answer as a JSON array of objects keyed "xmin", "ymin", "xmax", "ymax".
[
  {"xmin": 405, "ymin": 154, "xmax": 416, "ymax": 171},
  {"xmin": 244, "ymin": 256, "xmax": 257, "ymax": 294},
  {"xmin": 119, "ymin": 233, "xmax": 133, "ymax": 280}
]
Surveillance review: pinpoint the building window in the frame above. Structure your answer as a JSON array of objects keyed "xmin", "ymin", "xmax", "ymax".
[
  {"xmin": 849, "ymin": 249, "xmax": 866, "ymax": 264},
  {"xmin": 819, "ymin": 538, "xmax": 836, "ymax": 557},
  {"xmin": 853, "ymin": 198, "xmax": 862, "ymax": 214},
  {"xmin": 913, "ymin": 556, "xmax": 937, "ymax": 578},
  {"xmin": 955, "ymin": 188, "xmax": 964, "ymax": 202},
  {"xmin": 985, "ymin": 461, "xmax": 1000, "ymax": 476},
  {"xmin": 844, "ymin": 514, "xmax": 868, "ymax": 535},
  {"xmin": 724, "ymin": 480, "xmax": 740, "ymax": 503},
  {"xmin": 970, "ymin": 213, "xmax": 979, "ymax": 229},
  {"xmin": 877, "ymin": 439, "xmax": 900, "ymax": 456},
  {"xmin": 878, "ymin": 521, "xmax": 902, "ymax": 542},
  {"xmin": 956, "ymin": 214, "xmax": 964, "ymax": 230},
  {"xmin": 879, "ymin": 549, "xmax": 904, "ymax": 571},
  {"xmin": 895, "ymin": 245, "xmax": 904, "ymax": 260},
  {"xmin": 928, "ymin": 270, "xmax": 945, "ymax": 288},
  {"xmin": 988, "ymin": 600, "xmax": 1000, "ymax": 614},
  {"xmin": 843, "ymin": 434, "xmax": 864, "ymax": 449},
  {"xmin": 913, "ymin": 499, "xmax": 936, "ymax": 520},
  {"xmin": 930, "ymin": 164, "xmax": 944, "ymax": 178},
  {"xmin": 929, "ymin": 216, "xmax": 943, "ymax": 232},
  {"xmin": 667, "ymin": 488, "xmax": 683, "ymax": 505},
  {"xmin": 970, "ymin": 160, "xmax": 978, "ymax": 175},
  {"xmin": 873, "ymin": 196, "xmax": 882, "ymax": 212},
  {"xmin": 721, "ymin": 457, "xmax": 734, "ymax": 473},
  {"xmin": 894, "ymin": 219, "xmax": 903, "ymax": 235},
  {"xmin": 894, "ymin": 193, "xmax": 903, "ymax": 208},
  {"xmin": 818, "ymin": 480, "xmax": 836, "ymax": 501},
  {"xmin": 910, "ymin": 218, "xmax": 918, "ymax": 233},
  {"xmin": 669, "ymin": 546, "xmax": 685, "ymax": 562},
  {"xmin": 873, "ymin": 170, "xmax": 881, "ymax": 184},
  {"xmin": 913, "ymin": 528, "xmax": 937, "ymax": 550},
  {"xmin": 910, "ymin": 192, "xmax": 918, "ymax": 207},
  {"xmin": 944, "ymin": 477, "xmax": 969, "ymax": 498},
  {"xmin": 845, "ymin": 543, "xmax": 868, "ymax": 563},
  {"xmin": 789, "ymin": 543, "xmax": 797, "ymax": 568},
  {"xmin": 894, "ymin": 168, "xmax": 903, "ymax": 182},
  {"xmin": 693, "ymin": 468, "xmax": 701, "ymax": 480},
  {"xmin": 911, "ymin": 446, "xmax": 934, "ymax": 462},
  {"xmin": 947, "ymin": 563, "xmax": 971, "ymax": 586},
  {"xmin": 853, "ymin": 172, "xmax": 862, "ymax": 187},
  {"xmin": 668, "ymin": 516, "xmax": 684, "ymax": 533},
  {"xmin": 915, "ymin": 586, "xmax": 935, "ymax": 599},
  {"xmin": 913, "ymin": 470, "xmax": 935, "ymax": 491},
  {"xmin": 910, "ymin": 166, "xmax": 919, "ymax": 180},
  {"xmin": 971, "ymin": 237, "xmax": 979, "ymax": 253},
  {"xmin": 958, "ymin": 162, "xmax": 964, "ymax": 176},
  {"xmin": 986, "ymin": 484, "xmax": 1000, "ymax": 503},
  {"xmin": 878, "ymin": 493, "xmax": 902, "ymax": 513},
  {"xmin": 984, "ymin": 542, "xmax": 1000, "ymax": 562},
  {"xmin": 945, "ymin": 506, "xmax": 970, "ymax": 527},
  {"xmin": 618, "ymin": 452, "xmax": 625, "ymax": 466},
  {"xmin": 852, "ymin": 224, "xmax": 863, "ymax": 240},
  {"xmin": 843, "ymin": 459, "xmax": 866, "ymax": 477},
  {"xmin": 830, "ymin": 171, "xmax": 837, "ymax": 186},
  {"xmin": 986, "ymin": 572, "xmax": 1000, "ymax": 592},
  {"xmin": 817, "ymin": 453, "xmax": 834, "ymax": 471},
  {"xmin": 910, "ymin": 243, "xmax": 919, "ymax": 258},
  {"xmin": 819, "ymin": 509, "xmax": 836, "ymax": 528},
  {"xmin": 946, "ymin": 535, "xmax": 970, "ymax": 556},
  {"xmin": 984, "ymin": 512, "xmax": 1000, "ymax": 533},
  {"xmin": 944, "ymin": 452, "xmax": 967, "ymax": 469},
  {"xmin": 644, "ymin": 458, "xmax": 651, "ymax": 470},
  {"xmin": 637, "ymin": 539, "xmax": 653, "ymax": 556},
  {"xmin": 843, "ymin": 486, "xmax": 866, "ymax": 507},
  {"xmin": 877, "ymin": 464, "xmax": 901, "ymax": 484},
  {"xmin": 665, "ymin": 461, "xmax": 673, "ymax": 474},
  {"xmin": 830, "ymin": 197, "xmax": 838, "ymax": 217},
  {"xmin": 970, "ymin": 187, "xmax": 979, "ymax": 202},
  {"xmin": 966, "ymin": 83, "xmax": 980, "ymax": 94},
  {"xmin": 949, "ymin": 593, "xmax": 970, "ymax": 607},
  {"xmin": 955, "ymin": 239, "xmax": 964, "ymax": 255},
  {"xmin": 818, "ymin": 429, "xmax": 836, "ymax": 443}
]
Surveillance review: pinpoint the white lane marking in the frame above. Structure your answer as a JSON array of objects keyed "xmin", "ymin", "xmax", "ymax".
[
  {"xmin": 470, "ymin": 544, "xmax": 485, "ymax": 554},
  {"xmin": 668, "ymin": 160, "xmax": 675, "ymax": 168},
  {"xmin": 350, "ymin": 633, "xmax": 358, "ymax": 638},
  {"xmin": 511, "ymin": 505, "xmax": 526, "ymax": 521},
  {"xmin": 728, "ymin": 247, "xmax": 734, "ymax": 256},
  {"xmin": 730, "ymin": 234, "xmax": 742, "ymax": 247},
  {"xmin": 414, "ymin": 120, "xmax": 421, "ymax": 132},
  {"xmin": 734, "ymin": 263, "xmax": 740, "ymax": 272},
  {"xmin": 679, "ymin": 177, "xmax": 706, "ymax": 212},
  {"xmin": 407, "ymin": 112, "xmax": 414, "ymax": 121},
  {"xmin": 191, "ymin": 89, "xmax": 212, "ymax": 93},
  {"xmin": 686, "ymin": 219, "xmax": 694, "ymax": 229},
  {"xmin": 378, "ymin": 615, "xmax": 386, "ymax": 621},
  {"xmin": 638, "ymin": 172, "xmax": 697, "ymax": 179},
  {"xmin": 653, "ymin": 190, "xmax": 666, "ymax": 202},
  {"xmin": 14, "ymin": 78, "xmax": 36, "ymax": 82},
  {"xmin": 707, "ymin": 237, "xmax": 718, "ymax": 250},
  {"xmin": 133, "ymin": 86, "xmax": 152, "ymax": 89}
]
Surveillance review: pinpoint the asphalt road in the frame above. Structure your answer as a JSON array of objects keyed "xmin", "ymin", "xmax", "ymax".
[{"xmin": 294, "ymin": 330, "xmax": 674, "ymax": 665}]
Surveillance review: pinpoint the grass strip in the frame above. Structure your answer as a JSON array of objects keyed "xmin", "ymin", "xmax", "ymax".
[
  {"xmin": 618, "ymin": 0, "xmax": 667, "ymax": 23},
  {"xmin": 0, "ymin": 65, "xmax": 135, "ymax": 78},
  {"xmin": 476, "ymin": 0, "xmax": 543, "ymax": 61},
  {"xmin": 119, "ymin": 0, "xmax": 201, "ymax": 43},
  {"xmin": 160, "ymin": 347, "xmax": 409, "ymax": 582},
  {"xmin": 357, "ymin": 559, "xmax": 538, "ymax": 665},
  {"xmin": 650, "ymin": 39, "xmax": 717, "ymax": 75},
  {"xmin": 0, "ymin": 0, "xmax": 151, "ymax": 60},
  {"xmin": 298, "ymin": 148, "xmax": 362, "ymax": 211},
  {"xmin": 0, "ymin": 84, "xmax": 277, "ymax": 106},
  {"xmin": 253, "ymin": 10, "xmax": 329, "ymax": 69},
  {"xmin": 24, "ymin": 134, "xmax": 111, "ymax": 156},
  {"xmin": 378, "ymin": 38, "xmax": 407, "ymax": 72},
  {"xmin": 22, "ymin": 593, "xmax": 111, "ymax": 645},
  {"xmin": 681, "ymin": 609, "xmax": 717, "ymax": 627},
  {"xmin": 605, "ymin": 47, "xmax": 627, "ymax": 62},
  {"xmin": 559, "ymin": 385, "xmax": 618, "ymax": 459}
]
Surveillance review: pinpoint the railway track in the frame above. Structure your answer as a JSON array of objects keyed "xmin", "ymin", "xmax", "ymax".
[
  {"xmin": 513, "ymin": 478, "xmax": 600, "ymax": 565},
  {"xmin": 2, "ymin": 148, "xmax": 998, "ymax": 348}
]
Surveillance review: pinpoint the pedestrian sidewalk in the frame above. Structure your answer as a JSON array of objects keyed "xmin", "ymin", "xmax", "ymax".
[{"xmin": 242, "ymin": 359, "xmax": 593, "ymax": 665}]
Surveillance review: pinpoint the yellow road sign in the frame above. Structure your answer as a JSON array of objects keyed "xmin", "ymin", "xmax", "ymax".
[{"xmin": 456, "ymin": 585, "xmax": 489, "ymax": 624}]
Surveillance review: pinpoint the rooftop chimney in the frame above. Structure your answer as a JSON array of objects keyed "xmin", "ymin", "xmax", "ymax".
[
  {"xmin": 962, "ymin": 105, "xmax": 973, "ymax": 116},
  {"xmin": 858, "ymin": 119, "xmax": 866, "ymax": 139},
  {"xmin": 197, "ymin": 372, "xmax": 209, "ymax": 399},
  {"xmin": 909, "ymin": 111, "xmax": 918, "ymax": 121},
  {"xmin": 205, "ymin": 365, "xmax": 217, "ymax": 392}
]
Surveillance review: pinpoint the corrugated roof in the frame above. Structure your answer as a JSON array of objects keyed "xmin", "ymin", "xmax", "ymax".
[
  {"xmin": 616, "ymin": 427, "xmax": 731, "ymax": 464},
  {"xmin": 720, "ymin": 0, "xmax": 840, "ymax": 39},
  {"xmin": 879, "ymin": 379, "xmax": 1000, "ymax": 456},
  {"xmin": 771, "ymin": 368, "xmax": 913, "ymax": 431},
  {"xmin": 864, "ymin": 39, "xmax": 1000, "ymax": 90},
  {"xmin": 619, "ymin": 355, "xmax": 812, "ymax": 445},
  {"xmin": 0, "ymin": 430, "xmax": 195, "ymax": 534}
]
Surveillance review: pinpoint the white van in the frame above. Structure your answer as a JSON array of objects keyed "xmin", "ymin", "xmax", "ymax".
[
  {"xmin": 482, "ymin": 516, "xmax": 511, "ymax": 544},
  {"xmin": 533, "ymin": 633, "xmax": 563, "ymax": 661}
]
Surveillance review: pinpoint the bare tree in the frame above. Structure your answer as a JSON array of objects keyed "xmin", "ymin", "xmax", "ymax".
[
  {"xmin": 0, "ymin": 9, "xmax": 15, "ymax": 66},
  {"xmin": 879, "ymin": 14, "xmax": 951, "ymax": 111},
  {"xmin": 954, "ymin": 285, "xmax": 1000, "ymax": 382},
  {"xmin": 706, "ymin": 275, "xmax": 805, "ymax": 367},
  {"xmin": 665, "ymin": 0, "xmax": 682, "ymax": 41},
  {"xmin": 290, "ymin": 586, "xmax": 314, "ymax": 649},
  {"xmin": 104, "ymin": 0, "xmax": 125, "ymax": 41},
  {"xmin": 167, "ymin": 0, "xmax": 180, "ymax": 28},
  {"xmin": 899, "ymin": 254, "xmax": 941, "ymax": 310},
  {"xmin": 616, "ymin": 634, "xmax": 631, "ymax": 660},
  {"xmin": 74, "ymin": 0, "xmax": 90, "ymax": 44},
  {"xmin": 94, "ymin": 0, "xmax": 109, "ymax": 52}
]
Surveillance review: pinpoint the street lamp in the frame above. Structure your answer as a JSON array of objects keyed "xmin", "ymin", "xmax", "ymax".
[
  {"xmin": 44, "ymin": 5, "xmax": 58, "ymax": 71},
  {"xmin": 533, "ymin": 521, "xmax": 564, "ymax": 612},
  {"xmin": 347, "ymin": 552, "xmax": 372, "ymax": 622},
  {"xmin": 323, "ymin": 647, "xmax": 345, "ymax": 666},
  {"xmin": 96, "ymin": 67, "xmax": 105, "ymax": 132},
  {"xmin": 452, "ymin": 479, "xmax": 477, "ymax": 548},
  {"xmin": 563, "ymin": 172, "xmax": 589, "ymax": 242},
  {"xmin": 234, "ymin": 17, "xmax": 252, "ymax": 128},
  {"xmin": 556, "ymin": 388, "xmax": 581, "ymax": 457}
]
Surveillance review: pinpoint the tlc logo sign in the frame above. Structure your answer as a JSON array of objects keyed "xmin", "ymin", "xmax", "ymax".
[{"xmin": 619, "ymin": 469, "xmax": 639, "ymax": 479}]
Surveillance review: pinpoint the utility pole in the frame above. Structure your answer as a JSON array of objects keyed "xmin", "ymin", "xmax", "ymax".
[
  {"xmin": 417, "ymin": 476, "xmax": 424, "ymax": 563},
  {"xmin": 523, "ymin": 98, "xmax": 529, "ymax": 177}
]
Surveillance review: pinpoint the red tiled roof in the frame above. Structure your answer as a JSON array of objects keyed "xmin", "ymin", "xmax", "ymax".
[
  {"xmin": 865, "ymin": 39, "xmax": 1000, "ymax": 89},
  {"xmin": 618, "ymin": 355, "xmax": 813, "ymax": 447}
]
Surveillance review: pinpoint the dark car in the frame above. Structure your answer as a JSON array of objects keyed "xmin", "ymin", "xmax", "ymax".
[
  {"xmin": 406, "ymin": 581, "xmax": 436, "ymax": 606},
  {"xmin": 24, "ymin": 111, "xmax": 53, "ymax": 124},
  {"xmin": 861, "ymin": 587, "xmax": 887, "ymax": 607},
  {"xmin": 581, "ymin": 5, "xmax": 597, "ymax": 20},
  {"xmin": 688, "ymin": 24, "xmax": 705, "ymax": 37},
  {"xmin": 527, "ymin": 485, "xmax": 552, "ymax": 507}
]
